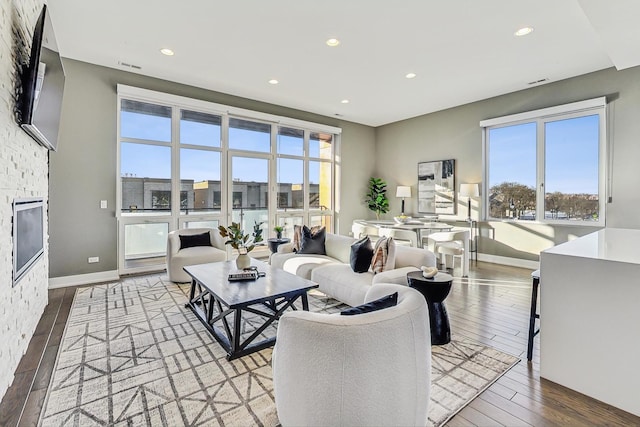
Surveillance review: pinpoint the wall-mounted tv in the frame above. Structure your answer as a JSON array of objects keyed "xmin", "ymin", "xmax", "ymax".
[
  {"xmin": 13, "ymin": 198, "xmax": 45, "ymax": 285},
  {"xmin": 20, "ymin": 5, "xmax": 65, "ymax": 151}
]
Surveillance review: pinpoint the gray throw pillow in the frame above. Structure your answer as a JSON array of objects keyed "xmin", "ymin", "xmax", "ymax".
[{"xmin": 297, "ymin": 225, "xmax": 326, "ymax": 255}]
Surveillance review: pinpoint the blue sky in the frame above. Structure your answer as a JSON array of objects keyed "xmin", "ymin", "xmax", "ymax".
[
  {"xmin": 120, "ymin": 112, "xmax": 318, "ymax": 183},
  {"xmin": 489, "ymin": 114, "xmax": 599, "ymax": 194}
]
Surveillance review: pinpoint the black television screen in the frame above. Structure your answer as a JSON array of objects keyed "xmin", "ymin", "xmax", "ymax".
[
  {"xmin": 13, "ymin": 198, "xmax": 45, "ymax": 285},
  {"xmin": 20, "ymin": 5, "xmax": 65, "ymax": 151}
]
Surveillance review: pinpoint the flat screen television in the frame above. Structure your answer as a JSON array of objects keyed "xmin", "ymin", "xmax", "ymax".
[
  {"xmin": 20, "ymin": 5, "xmax": 65, "ymax": 151},
  {"xmin": 13, "ymin": 198, "xmax": 45, "ymax": 285}
]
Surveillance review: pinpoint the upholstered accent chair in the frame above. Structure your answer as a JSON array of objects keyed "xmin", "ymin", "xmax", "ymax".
[
  {"xmin": 272, "ymin": 283, "xmax": 431, "ymax": 426},
  {"xmin": 166, "ymin": 228, "xmax": 228, "ymax": 282}
]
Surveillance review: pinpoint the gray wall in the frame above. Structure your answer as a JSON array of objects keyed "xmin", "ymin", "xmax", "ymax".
[
  {"xmin": 49, "ymin": 59, "xmax": 375, "ymax": 278},
  {"xmin": 376, "ymin": 66, "xmax": 640, "ymax": 261}
]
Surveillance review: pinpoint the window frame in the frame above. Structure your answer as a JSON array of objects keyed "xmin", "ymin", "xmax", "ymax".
[
  {"xmin": 481, "ymin": 97, "xmax": 607, "ymax": 226},
  {"xmin": 116, "ymin": 85, "xmax": 341, "ymax": 274}
]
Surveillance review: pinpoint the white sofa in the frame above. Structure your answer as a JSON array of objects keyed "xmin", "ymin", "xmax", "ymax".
[
  {"xmin": 271, "ymin": 233, "xmax": 437, "ymax": 307},
  {"xmin": 166, "ymin": 228, "xmax": 228, "ymax": 282},
  {"xmin": 272, "ymin": 283, "xmax": 431, "ymax": 426}
]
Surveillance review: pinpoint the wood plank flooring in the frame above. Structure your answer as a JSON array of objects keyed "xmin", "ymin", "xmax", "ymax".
[{"xmin": 1, "ymin": 262, "xmax": 639, "ymax": 426}]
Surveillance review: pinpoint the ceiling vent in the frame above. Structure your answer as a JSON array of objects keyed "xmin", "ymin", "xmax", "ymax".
[
  {"xmin": 527, "ymin": 78, "xmax": 549, "ymax": 85},
  {"xmin": 118, "ymin": 61, "xmax": 142, "ymax": 70}
]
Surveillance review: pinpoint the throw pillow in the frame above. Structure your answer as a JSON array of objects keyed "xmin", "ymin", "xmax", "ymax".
[
  {"xmin": 350, "ymin": 236, "xmax": 374, "ymax": 273},
  {"xmin": 292, "ymin": 225, "xmax": 323, "ymax": 252},
  {"xmin": 179, "ymin": 232, "xmax": 212, "ymax": 249},
  {"xmin": 297, "ymin": 225, "xmax": 326, "ymax": 255},
  {"xmin": 340, "ymin": 292, "xmax": 399, "ymax": 316},
  {"xmin": 371, "ymin": 236, "xmax": 396, "ymax": 273}
]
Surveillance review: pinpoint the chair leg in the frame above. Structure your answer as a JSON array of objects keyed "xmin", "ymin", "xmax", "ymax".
[{"xmin": 527, "ymin": 276, "xmax": 540, "ymax": 361}]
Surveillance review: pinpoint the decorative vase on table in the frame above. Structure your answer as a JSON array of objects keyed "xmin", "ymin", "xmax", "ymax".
[
  {"xmin": 276, "ymin": 231, "xmax": 282, "ymax": 239},
  {"xmin": 236, "ymin": 250, "xmax": 251, "ymax": 270}
]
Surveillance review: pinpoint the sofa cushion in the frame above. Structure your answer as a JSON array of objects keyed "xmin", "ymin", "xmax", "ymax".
[
  {"xmin": 275, "ymin": 254, "xmax": 337, "ymax": 280},
  {"xmin": 311, "ymin": 264, "xmax": 373, "ymax": 307},
  {"xmin": 340, "ymin": 292, "xmax": 398, "ymax": 316},
  {"xmin": 179, "ymin": 231, "xmax": 212, "ymax": 249},
  {"xmin": 298, "ymin": 226, "xmax": 326, "ymax": 255},
  {"xmin": 350, "ymin": 236, "xmax": 374, "ymax": 273},
  {"xmin": 371, "ymin": 237, "xmax": 396, "ymax": 273}
]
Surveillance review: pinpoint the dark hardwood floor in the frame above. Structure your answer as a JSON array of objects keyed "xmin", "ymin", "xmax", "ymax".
[{"xmin": 1, "ymin": 262, "xmax": 639, "ymax": 426}]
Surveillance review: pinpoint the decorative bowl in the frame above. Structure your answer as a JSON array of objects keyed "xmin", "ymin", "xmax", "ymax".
[{"xmin": 393, "ymin": 216, "xmax": 410, "ymax": 224}]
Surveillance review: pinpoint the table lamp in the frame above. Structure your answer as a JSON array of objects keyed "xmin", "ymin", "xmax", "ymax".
[
  {"xmin": 459, "ymin": 183, "xmax": 479, "ymax": 221},
  {"xmin": 396, "ymin": 186, "xmax": 411, "ymax": 216}
]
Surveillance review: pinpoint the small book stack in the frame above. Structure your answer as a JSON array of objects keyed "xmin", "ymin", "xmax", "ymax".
[{"xmin": 228, "ymin": 270, "xmax": 259, "ymax": 281}]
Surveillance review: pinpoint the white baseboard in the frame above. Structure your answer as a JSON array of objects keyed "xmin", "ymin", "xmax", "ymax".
[
  {"xmin": 477, "ymin": 253, "xmax": 540, "ymax": 270},
  {"xmin": 49, "ymin": 270, "xmax": 120, "ymax": 289}
]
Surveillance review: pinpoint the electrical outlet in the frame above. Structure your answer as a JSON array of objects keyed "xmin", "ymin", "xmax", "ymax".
[
  {"xmin": 88, "ymin": 256, "xmax": 99, "ymax": 263},
  {"xmin": 100, "ymin": 200, "xmax": 108, "ymax": 209}
]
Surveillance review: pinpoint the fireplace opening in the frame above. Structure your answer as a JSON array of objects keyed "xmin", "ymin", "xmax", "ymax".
[{"xmin": 13, "ymin": 198, "xmax": 45, "ymax": 285}]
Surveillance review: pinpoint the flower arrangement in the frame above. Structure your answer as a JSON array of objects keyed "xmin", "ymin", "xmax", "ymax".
[{"xmin": 218, "ymin": 221, "xmax": 264, "ymax": 254}]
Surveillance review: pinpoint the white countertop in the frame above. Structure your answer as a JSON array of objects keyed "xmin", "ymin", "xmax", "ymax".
[{"xmin": 542, "ymin": 227, "xmax": 640, "ymax": 265}]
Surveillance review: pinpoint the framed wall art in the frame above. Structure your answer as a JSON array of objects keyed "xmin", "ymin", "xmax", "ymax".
[{"xmin": 417, "ymin": 159, "xmax": 456, "ymax": 215}]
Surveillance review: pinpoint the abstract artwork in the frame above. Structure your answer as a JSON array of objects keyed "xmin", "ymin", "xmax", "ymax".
[{"xmin": 418, "ymin": 159, "xmax": 456, "ymax": 214}]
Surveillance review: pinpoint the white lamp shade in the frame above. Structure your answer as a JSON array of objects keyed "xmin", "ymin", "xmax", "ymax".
[
  {"xmin": 459, "ymin": 183, "xmax": 479, "ymax": 198},
  {"xmin": 396, "ymin": 186, "xmax": 411, "ymax": 198}
]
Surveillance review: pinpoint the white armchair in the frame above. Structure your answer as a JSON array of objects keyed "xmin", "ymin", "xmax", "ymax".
[
  {"xmin": 272, "ymin": 283, "xmax": 431, "ymax": 427},
  {"xmin": 166, "ymin": 228, "xmax": 228, "ymax": 282}
]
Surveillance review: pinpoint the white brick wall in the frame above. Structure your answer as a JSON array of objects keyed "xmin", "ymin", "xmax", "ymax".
[{"xmin": 0, "ymin": 0, "xmax": 48, "ymax": 401}]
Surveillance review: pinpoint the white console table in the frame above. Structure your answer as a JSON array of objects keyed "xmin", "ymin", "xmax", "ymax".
[{"xmin": 540, "ymin": 228, "xmax": 640, "ymax": 417}]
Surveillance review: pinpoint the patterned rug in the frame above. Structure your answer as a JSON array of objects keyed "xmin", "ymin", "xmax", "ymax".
[{"xmin": 39, "ymin": 274, "xmax": 519, "ymax": 426}]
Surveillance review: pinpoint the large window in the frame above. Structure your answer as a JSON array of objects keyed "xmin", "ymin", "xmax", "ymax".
[
  {"xmin": 117, "ymin": 85, "xmax": 340, "ymax": 273},
  {"xmin": 482, "ymin": 97, "xmax": 606, "ymax": 225}
]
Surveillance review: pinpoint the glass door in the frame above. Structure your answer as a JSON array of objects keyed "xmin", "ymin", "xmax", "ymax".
[{"xmin": 230, "ymin": 155, "xmax": 270, "ymax": 258}]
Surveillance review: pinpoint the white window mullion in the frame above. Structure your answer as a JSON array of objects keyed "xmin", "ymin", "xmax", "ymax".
[
  {"xmin": 536, "ymin": 120, "xmax": 545, "ymax": 222},
  {"xmin": 171, "ymin": 107, "xmax": 180, "ymax": 229}
]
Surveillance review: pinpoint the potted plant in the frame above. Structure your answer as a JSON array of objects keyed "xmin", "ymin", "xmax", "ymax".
[
  {"xmin": 273, "ymin": 225, "xmax": 284, "ymax": 239},
  {"xmin": 218, "ymin": 221, "xmax": 264, "ymax": 269},
  {"xmin": 365, "ymin": 177, "xmax": 390, "ymax": 220}
]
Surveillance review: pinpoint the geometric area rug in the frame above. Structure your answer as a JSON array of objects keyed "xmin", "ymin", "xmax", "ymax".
[{"xmin": 39, "ymin": 274, "xmax": 519, "ymax": 427}]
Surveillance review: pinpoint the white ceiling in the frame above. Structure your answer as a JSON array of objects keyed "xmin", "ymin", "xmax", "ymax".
[{"xmin": 47, "ymin": 0, "xmax": 640, "ymax": 127}]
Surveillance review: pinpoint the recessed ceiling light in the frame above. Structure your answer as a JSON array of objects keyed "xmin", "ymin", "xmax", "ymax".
[
  {"xmin": 326, "ymin": 38, "xmax": 340, "ymax": 47},
  {"xmin": 341, "ymin": 99, "xmax": 349, "ymax": 104},
  {"xmin": 406, "ymin": 72, "xmax": 417, "ymax": 79},
  {"xmin": 268, "ymin": 79, "xmax": 279, "ymax": 85},
  {"xmin": 160, "ymin": 48, "xmax": 175, "ymax": 56},
  {"xmin": 514, "ymin": 27, "xmax": 534, "ymax": 37}
]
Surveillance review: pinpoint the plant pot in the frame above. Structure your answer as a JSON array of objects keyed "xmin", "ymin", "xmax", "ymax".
[
  {"xmin": 276, "ymin": 232, "xmax": 282, "ymax": 239},
  {"xmin": 236, "ymin": 253, "xmax": 251, "ymax": 270}
]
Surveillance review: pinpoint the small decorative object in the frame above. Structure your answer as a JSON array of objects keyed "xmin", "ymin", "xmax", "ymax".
[
  {"xmin": 218, "ymin": 221, "xmax": 264, "ymax": 269},
  {"xmin": 393, "ymin": 216, "xmax": 411, "ymax": 224},
  {"xmin": 365, "ymin": 177, "xmax": 390, "ymax": 220},
  {"xmin": 421, "ymin": 266, "xmax": 438, "ymax": 278},
  {"xmin": 273, "ymin": 225, "xmax": 284, "ymax": 239}
]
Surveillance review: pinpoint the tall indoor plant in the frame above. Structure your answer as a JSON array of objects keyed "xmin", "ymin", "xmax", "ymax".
[
  {"xmin": 218, "ymin": 221, "xmax": 264, "ymax": 269},
  {"xmin": 365, "ymin": 177, "xmax": 390, "ymax": 220}
]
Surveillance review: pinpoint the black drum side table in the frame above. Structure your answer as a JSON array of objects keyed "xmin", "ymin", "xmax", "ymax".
[
  {"xmin": 267, "ymin": 238, "xmax": 291, "ymax": 253},
  {"xmin": 407, "ymin": 271, "xmax": 453, "ymax": 345}
]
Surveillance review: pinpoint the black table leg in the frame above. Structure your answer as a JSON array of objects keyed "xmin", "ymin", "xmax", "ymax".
[{"xmin": 428, "ymin": 301, "xmax": 451, "ymax": 345}]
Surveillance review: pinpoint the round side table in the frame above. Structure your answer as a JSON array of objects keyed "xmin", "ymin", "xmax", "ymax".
[
  {"xmin": 267, "ymin": 238, "xmax": 291, "ymax": 253},
  {"xmin": 407, "ymin": 271, "xmax": 453, "ymax": 345}
]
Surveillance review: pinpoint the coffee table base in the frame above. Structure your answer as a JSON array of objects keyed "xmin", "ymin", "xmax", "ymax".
[{"xmin": 186, "ymin": 279, "xmax": 309, "ymax": 360}]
